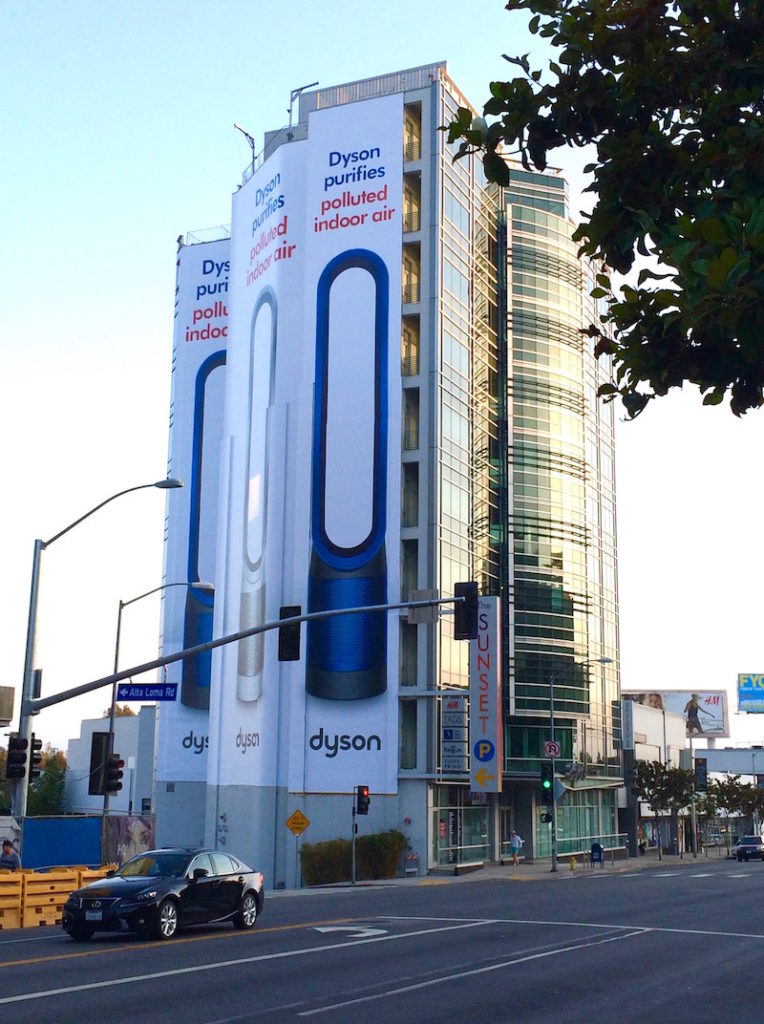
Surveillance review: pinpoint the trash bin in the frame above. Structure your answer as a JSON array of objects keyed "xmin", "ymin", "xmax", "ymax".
[{"xmin": 590, "ymin": 842, "xmax": 604, "ymax": 867}]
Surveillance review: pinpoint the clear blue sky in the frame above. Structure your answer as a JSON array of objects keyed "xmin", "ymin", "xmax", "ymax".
[{"xmin": 3, "ymin": 1, "xmax": 763, "ymax": 750}]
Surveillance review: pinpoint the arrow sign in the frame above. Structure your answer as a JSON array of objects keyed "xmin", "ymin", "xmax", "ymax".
[
  {"xmin": 474, "ymin": 767, "xmax": 496, "ymax": 787},
  {"xmin": 315, "ymin": 926, "xmax": 387, "ymax": 939}
]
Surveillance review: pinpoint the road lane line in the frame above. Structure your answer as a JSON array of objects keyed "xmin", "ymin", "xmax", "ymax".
[
  {"xmin": 298, "ymin": 929, "xmax": 650, "ymax": 1016},
  {"xmin": 0, "ymin": 919, "xmax": 491, "ymax": 1006},
  {"xmin": 0, "ymin": 917, "xmax": 361, "ymax": 969}
]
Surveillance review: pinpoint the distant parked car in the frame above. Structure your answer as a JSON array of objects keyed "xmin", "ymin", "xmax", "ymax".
[
  {"xmin": 732, "ymin": 836, "xmax": 764, "ymax": 861},
  {"xmin": 62, "ymin": 848, "xmax": 264, "ymax": 941}
]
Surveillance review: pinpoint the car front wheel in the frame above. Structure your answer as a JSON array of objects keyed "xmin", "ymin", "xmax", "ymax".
[
  {"xmin": 155, "ymin": 898, "xmax": 180, "ymax": 940},
  {"xmin": 234, "ymin": 891, "xmax": 259, "ymax": 930}
]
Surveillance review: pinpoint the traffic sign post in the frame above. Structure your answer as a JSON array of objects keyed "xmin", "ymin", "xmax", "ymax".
[{"xmin": 286, "ymin": 810, "xmax": 310, "ymax": 836}]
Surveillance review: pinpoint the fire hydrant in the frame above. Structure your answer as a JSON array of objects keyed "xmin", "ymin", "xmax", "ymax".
[{"xmin": 570, "ymin": 856, "xmax": 577, "ymax": 871}]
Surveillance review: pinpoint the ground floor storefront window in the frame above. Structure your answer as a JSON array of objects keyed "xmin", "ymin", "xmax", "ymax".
[
  {"xmin": 535, "ymin": 787, "xmax": 621, "ymax": 857},
  {"xmin": 430, "ymin": 785, "xmax": 490, "ymax": 867}
]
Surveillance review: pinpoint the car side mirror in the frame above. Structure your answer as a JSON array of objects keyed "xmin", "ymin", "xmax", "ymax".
[{"xmin": 192, "ymin": 867, "xmax": 208, "ymax": 881}]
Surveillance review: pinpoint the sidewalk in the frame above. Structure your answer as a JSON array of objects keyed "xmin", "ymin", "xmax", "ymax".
[
  {"xmin": 275, "ymin": 847, "xmax": 736, "ymax": 895},
  {"xmin": 416, "ymin": 846, "xmax": 734, "ymax": 885}
]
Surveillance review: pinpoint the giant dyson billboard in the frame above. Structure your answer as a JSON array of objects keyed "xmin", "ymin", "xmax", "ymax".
[
  {"xmin": 157, "ymin": 236, "xmax": 229, "ymax": 782},
  {"xmin": 210, "ymin": 94, "xmax": 403, "ymax": 798}
]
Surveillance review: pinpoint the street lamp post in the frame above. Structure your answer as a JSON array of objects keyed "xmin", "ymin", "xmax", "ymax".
[
  {"xmin": 103, "ymin": 579, "xmax": 212, "ymax": 815},
  {"xmin": 549, "ymin": 656, "xmax": 613, "ymax": 873},
  {"xmin": 14, "ymin": 478, "xmax": 183, "ymax": 819}
]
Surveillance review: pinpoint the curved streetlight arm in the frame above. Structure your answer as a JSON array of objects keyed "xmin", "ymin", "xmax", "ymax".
[
  {"xmin": 43, "ymin": 479, "xmax": 183, "ymax": 549},
  {"xmin": 13, "ymin": 477, "xmax": 183, "ymax": 821},
  {"xmin": 104, "ymin": 578, "xmax": 212, "ymax": 816}
]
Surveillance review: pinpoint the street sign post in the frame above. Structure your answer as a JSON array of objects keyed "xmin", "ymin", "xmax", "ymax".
[{"xmin": 286, "ymin": 810, "xmax": 310, "ymax": 836}]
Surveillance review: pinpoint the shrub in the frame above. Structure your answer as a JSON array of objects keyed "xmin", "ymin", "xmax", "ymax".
[
  {"xmin": 300, "ymin": 838, "xmax": 351, "ymax": 886},
  {"xmin": 300, "ymin": 829, "xmax": 408, "ymax": 885},
  {"xmin": 356, "ymin": 830, "xmax": 407, "ymax": 879}
]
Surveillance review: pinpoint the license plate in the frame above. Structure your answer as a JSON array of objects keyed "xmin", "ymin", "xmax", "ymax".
[{"xmin": 85, "ymin": 910, "xmax": 102, "ymax": 921}]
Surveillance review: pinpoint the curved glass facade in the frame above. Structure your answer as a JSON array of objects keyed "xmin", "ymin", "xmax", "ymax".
[{"xmin": 505, "ymin": 180, "xmax": 620, "ymax": 787}]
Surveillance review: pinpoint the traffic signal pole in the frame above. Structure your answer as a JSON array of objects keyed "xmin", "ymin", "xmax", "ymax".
[
  {"xmin": 23, "ymin": 594, "xmax": 472, "ymax": 718},
  {"xmin": 550, "ymin": 682, "xmax": 558, "ymax": 873}
]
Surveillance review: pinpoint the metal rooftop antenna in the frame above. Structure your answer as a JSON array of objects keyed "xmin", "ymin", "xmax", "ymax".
[{"xmin": 288, "ymin": 81, "xmax": 319, "ymax": 128}]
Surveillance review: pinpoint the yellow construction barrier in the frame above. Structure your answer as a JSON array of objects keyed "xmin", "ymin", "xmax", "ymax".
[
  {"xmin": 77, "ymin": 865, "xmax": 116, "ymax": 888},
  {"xmin": 21, "ymin": 868, "xmax": 79, "ymax": 929},
  {"xmin": 0, "ymin": 871, "xmax": 23, "ymax": 930}
]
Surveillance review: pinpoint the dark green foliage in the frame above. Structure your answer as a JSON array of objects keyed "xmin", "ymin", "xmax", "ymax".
[
  {"xmin": 356, "ymin": 830, "xmax": 408, "ymax": 879},
  {"xmin": 445, "ymin": 0, "xmax": 764, "ymax": 417},
  {"xmin": 300, "ymin": 830, "xmax": 408, "ymax": 885},
  {"xmin": 300, "ymin": 838, "xmax": 350, "ymax": 886},
  {"xmin": 27, "ymin": 746, "xmax": 67, "ymax": 816}
]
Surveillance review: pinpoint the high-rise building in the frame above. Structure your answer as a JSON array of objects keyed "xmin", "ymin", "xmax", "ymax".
[{"xmin": 158, "ymin": 62, "xmax": 620, "ymax": 884}]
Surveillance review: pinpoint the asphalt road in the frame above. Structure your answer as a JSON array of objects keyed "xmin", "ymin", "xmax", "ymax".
[{"xmin": 0, "ymin": 859, "xmax": 761, "ymax": 1024}]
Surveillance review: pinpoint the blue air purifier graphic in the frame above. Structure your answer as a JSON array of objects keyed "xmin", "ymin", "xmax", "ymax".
[
  {"xmin": 237, "ymin": 288, "xmax": 277, "ymax": 701},
  {"xmin": 181, "ymin": 349, "xmax": 226, "ymax": 709},
  {"xmin": 307, "ymin": 249, "xmax": 389, "ymax": 700}
]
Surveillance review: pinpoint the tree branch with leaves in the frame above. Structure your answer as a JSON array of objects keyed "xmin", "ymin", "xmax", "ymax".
[{"xmin": 445, "ymin": 0, "xmax": 764, "ymax": 418}]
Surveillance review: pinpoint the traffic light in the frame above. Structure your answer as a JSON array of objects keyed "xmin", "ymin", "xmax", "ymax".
[
  {"xmin": 5, "ymin": 734, "xmax": 29, "ymax": 780},
  {"xmin": 29, "ymin": 734, "xmax": 43, "ymax": 779},
  {"xmin": 453, "ymin": 582, "xmax": 478, "ymax": 640},
  {"xmin": 356, "ymin": 785, "xmax": 370, "ymax": 815},
  {"xmin": 88, "ymin": 732, "xmax": 110, "ymax": 795},
  {"xmin": 695, "ymin": 757, "xmax": 708, "ymax": 792},
  {"xmin": 540, "ymin": 762, "xmax": 553, "ymax": 805},
  {"xmin": 105, "ymin": 753, "xmax": 124, "ymax": 794},
  {"xmin": 278, "ymin": 605, "xmax": 302, "ymax": 661}
]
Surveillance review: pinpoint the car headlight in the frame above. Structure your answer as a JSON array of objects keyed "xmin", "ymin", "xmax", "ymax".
[
  {"xmin": 68, "ymin": 894, "xmax": 83, "ymax": 909},
  {"xmin": 135, "ymin": 890, "xmax": 159, "ymax": 902}
]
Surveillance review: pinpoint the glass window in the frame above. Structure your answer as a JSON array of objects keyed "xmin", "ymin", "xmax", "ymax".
[
  {"xmin": 188, "ymin": 853, "xmax": 214, "ymax": 877},
  {"xmin": 400, "ymin": 700, "xmax": 417, "ymax": 769},
  {"xmin": 210, "ymin": 852, "xmax": 236, "ymax": 875}
]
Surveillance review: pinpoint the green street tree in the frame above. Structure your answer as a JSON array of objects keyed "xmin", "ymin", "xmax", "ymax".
[
  {"xmin": 709, "ymin": 773, "xmax": 764, "ymax": 847},
  {"xmin": 27, "ymin": 745, "xmax": 67, "ymax": 817},
  {"xmin": 445, "ymin": 1, "xmax": 764, "ymax": 418},
  {"xmin": 634, "ymin": 760, "xmax": 695, "ymax": 858}
]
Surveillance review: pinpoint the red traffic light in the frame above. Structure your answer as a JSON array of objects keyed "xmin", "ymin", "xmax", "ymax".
[{"xmin": 356, "ymin": 785, "xmax": 370, "ymax": 815}]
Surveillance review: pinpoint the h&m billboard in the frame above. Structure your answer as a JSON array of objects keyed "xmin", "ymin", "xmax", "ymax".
[{"xmin": 624, "ymin": 691, "xmax": 729, "ymax": 738}]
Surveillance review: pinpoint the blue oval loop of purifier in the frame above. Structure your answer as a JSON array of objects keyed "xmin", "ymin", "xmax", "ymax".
[
  {"xmin": 311, "ymin": 248, "xmax": 389, "ymax": 572},
  {"xmin": 182, "ymin": 349, "xmax": 226, "ymax": 709},
  {"xmin": 187, "ymin": 349, "xmax": 226, "ymax": 584},
  {"xmin": 308, "ymin": 573, "xmax": 386, "ymax": 672}
]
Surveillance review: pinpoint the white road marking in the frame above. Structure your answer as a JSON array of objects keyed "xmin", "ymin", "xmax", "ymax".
[
  {"xmin": 0, "ymin": 919, "xmax": 489, "ymax": 1007},
  {"xmin": 315, "ymin": 926, "xmax": 387, "ymax": 938},
  {"xmin": 298, "ymin": 929, "xmax": 649, "ymax": 1016}
]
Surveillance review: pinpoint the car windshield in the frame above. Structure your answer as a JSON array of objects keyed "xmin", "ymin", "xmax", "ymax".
[
  {"xmin": 117, "ymin": 853, "xmax": 190, "ymax": 878},
  {"xmin": 741, "ymin": 837, "xmax": 762, "ymax": 844}
]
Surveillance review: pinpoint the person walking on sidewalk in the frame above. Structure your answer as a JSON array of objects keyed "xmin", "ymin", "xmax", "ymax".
[{"xmin": 510, "ymin": 830, "xmax": 524, "ymax": 866}]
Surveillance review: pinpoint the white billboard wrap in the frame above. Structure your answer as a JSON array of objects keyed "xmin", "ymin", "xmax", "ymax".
[
  {"xmin": 210, "ymin": 94, "xmax": 403, "ymax": 798},
  {"xmin": 210, "ymin": 142, "xmax": 306, "ymax": 789},
  {"xmin": 156, "ymin": 237, "xmax": 228, "ymax": 782},
  {"xmin": 297, "ymin": 95, "xmax": 402, "ymax": 795}
]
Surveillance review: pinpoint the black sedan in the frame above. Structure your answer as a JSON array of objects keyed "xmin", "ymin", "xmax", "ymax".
[{"xmin": 62, "ymin": 848, "xmax": 264, "ymax": 941}]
